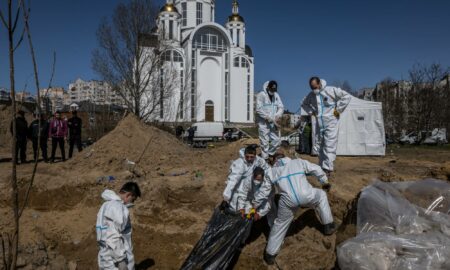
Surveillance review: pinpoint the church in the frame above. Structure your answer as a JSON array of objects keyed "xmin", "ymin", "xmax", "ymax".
[{"xmin": 145, "ymin": 0, "xmax": 254, "ymax": 124}]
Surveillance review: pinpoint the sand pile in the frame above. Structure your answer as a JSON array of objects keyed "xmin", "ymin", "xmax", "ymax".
[{"xmin": 69, "ymin": 114, "xmax": 190, "ymax": 175}]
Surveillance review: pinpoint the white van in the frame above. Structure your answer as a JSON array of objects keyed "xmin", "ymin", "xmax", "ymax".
[{"xmin": 185, "ymin": 122, "xmax": 224, "ymax": 147}]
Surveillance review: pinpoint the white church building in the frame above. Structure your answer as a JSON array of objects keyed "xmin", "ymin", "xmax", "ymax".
[{"xmin": 144, "ymin": 0, "xmax": 254, "ymax": 124}]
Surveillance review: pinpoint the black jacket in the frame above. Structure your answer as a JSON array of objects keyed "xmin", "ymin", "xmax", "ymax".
[
  {"xmin": 68, "ymin": 116, "xmax": 82, "ymax": 138},
  {"xmin": 29, "ymin": 119, "xmax": 49, "ymax": 139},
  {"xmin": 10, "ymin": 116, "xmax": 28, "ymax": 139}
]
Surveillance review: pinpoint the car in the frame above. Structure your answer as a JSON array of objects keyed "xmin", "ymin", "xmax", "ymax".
[
  {"xmin": 399, "ymin": 132, "xmax": 419, "ymax": 145},
  {"xmin": 281, "ymin": 132, "xmax": 300, "ymax": 146},
  {"xmin": 223, "ymin": 128, "xmax": 243, "ymax": 142},
  {"xmin": 422, "ymin": 128, "xmax": 447, "ymax": 145},
  {"xmin": 183, "ymin": 122, "xmax": 224, "ymax": 148}
]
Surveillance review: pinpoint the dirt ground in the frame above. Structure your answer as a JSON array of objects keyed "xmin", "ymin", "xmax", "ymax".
[{"xmin": 0, "ymin": 115, "xmax": 449, "ymax": 270}]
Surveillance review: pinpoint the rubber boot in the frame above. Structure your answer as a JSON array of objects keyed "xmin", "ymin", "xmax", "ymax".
[
  {"xmin": 264, "ymin": 252, "xmax": 277, "ymax": 265},
  {"xmin": 323, "ymin": 222, "xmax": 336, "ymax": 236}
]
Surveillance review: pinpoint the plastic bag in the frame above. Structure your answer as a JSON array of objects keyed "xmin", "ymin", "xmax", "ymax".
[
  {"xmin": 338, "ymin": 179, "xmax": 450, "ymax": 270},
  {"xmin": 338, "ymin": 232, "xmax": 450, "ymax": 270},
  {"xmin": 180, "ymin": 207, "xmax": 253, "ymax": 270}
]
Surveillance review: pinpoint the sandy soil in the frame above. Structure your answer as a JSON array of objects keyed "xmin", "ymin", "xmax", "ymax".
[{"xmin": 0, "ymin": 115, "xmax": 449, "ymax": 270}]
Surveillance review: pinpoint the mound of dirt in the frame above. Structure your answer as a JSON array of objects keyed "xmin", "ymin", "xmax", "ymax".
[{"xmin": 71, "ymin": 114, "xmax": 190, "ymax": 168}]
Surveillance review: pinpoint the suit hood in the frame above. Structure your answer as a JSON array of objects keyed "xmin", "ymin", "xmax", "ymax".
[
  {"xmin": 320, "ymin": 79, "xmax": 327, "ymax": 90},
  {"xmin": 101, "ymin": 190, "xmax": 122, "ymax": 202},
  {"xmin": 263, "ymin": 81, "xmax": 270, "ymax": 92}
]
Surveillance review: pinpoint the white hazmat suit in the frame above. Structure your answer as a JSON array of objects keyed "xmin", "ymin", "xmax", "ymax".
[
  {"xmin": 96, "ymin": 190, "xmax": 135, "ymax": 270},
  {"xmin": 239, "ymin": 173, "xmax": 277, "ymax": 227},
  {"xmin": 301, "ymin": 79, "xmax": 351, "ymax": 171},
  {"xmin": 256, "ymin": 82, "xmax": 284, "ymax": 159},
  {"xmin": 253, "ymin": 157, "xmax": 333, "ymax": 256},
  {"xmin": 223, "ymin": 148, "xmax": 272, "ymax": 214}
]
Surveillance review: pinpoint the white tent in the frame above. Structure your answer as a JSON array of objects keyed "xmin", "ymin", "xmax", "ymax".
[{"xmin": 306, "ymin": 97, "xmax": 386, "ymax": 156}]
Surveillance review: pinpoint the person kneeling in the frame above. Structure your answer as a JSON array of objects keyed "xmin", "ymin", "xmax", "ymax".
[{"xmin": 238, "ymin": 166, "xmax": 276, "ymax": 228}]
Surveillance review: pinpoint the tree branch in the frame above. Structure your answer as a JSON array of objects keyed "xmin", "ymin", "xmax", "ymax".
[
  {"xmin": 18, "ymin": 1, "xmax": 56, "ymax": 219},
  {"xmin": 13, "ymin": 27, "xmax": 25, "ymax": 51},
  {"xmin": 0, "ymin": 10, "xmax": 7, "ymax": 28},
  {"xmin": 11, "ymin": 0, "xmax": 22, "ymax": 33}
]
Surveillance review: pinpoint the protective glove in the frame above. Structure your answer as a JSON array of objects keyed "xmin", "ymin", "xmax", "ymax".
[
  {"xmin": 333, "ymin": 109, "xmax": 340, "ymax": 118},
  {"xmin": 219, "ymin": 200, "xmax": 229, "ymax": 211},
  {"xmin": 322, "ymin": 183, "xmax": 332, "ymax": 192},
  {"xmin": 239, "ymin": 209, "xmax": 246, "ymax": 219},
  {"xmin": 246, "ymin": 208, "xmax": 256, "ymax": 220},
  {"xmin": 117, "ymin": 260, "xmax": 128, "ymax": 270}
]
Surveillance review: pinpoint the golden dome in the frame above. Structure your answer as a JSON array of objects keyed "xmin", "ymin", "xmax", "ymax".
[
  {"xmin": 228, "ymin": 14, "xmax": 245, "ymax": 23},
  {"xmin": 160, "ymin": 3, "xmax": 179, "ymax": 13}
]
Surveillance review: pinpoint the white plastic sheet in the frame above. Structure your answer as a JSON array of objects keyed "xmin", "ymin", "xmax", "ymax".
[{"xmin": 338, "ymin": 179, "xmax": 450, "ymax": 270}]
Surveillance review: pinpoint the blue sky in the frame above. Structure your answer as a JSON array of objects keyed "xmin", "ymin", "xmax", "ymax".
[{"xmin": 1, "ymin": 0, "xmax": 449, "ymax": 111}]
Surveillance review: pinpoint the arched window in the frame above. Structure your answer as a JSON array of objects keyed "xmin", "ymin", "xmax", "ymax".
[
  {"xmin": 233, "ymin": 57, "xmax": 240, "ymax": 67},
  {"xmin": 241, "ymin": 57, "xmax": 250, "ymax": 68},
  {"xmin": 173, "ymin": 51, "xmax": 183, "ymax": 62},
  {"xmin": 193, "ymin": 27, "xmax": 229, "ymax": 52},
  {"xmin": 161, "ymin": 50, "xmax": 184, "ymax": 63},
  {"xmin": 161, "ymin": 50, "xmax": 171, "ymax": 62},
  {"xmin": 205, "ymin": 100, "xmax": 214, "ymax": 122}
]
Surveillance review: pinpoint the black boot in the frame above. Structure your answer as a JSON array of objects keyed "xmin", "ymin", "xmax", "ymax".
[
  {"xmin": 323, "ymin": 222, "xmax": 336, "ymax": 235},
  {"xmin": 263, "ymin": 252, "xmax": 277, "ymax": 265},
  {"xmin": 323, "ymin": 168, "xmax": 332, "ymax": 177}
]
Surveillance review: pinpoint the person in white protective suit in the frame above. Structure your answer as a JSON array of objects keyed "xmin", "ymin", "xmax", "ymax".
[
  {"xmin": 256, "ymin": 80, "xmax": 284, "ymax": 160},
  {"xmin": 238, "ymin": 166, "xmax": 276, "ymax": 227},
  {"xmin": 301, "ymin": 77, "xmax": 351, "ymax": 174},
  {"xmin": 221, "ymin": 145, "xmax": 273, "ymax": 217},
  {"xmin": 96, "ymin": 182, "xmax": 141, "ymax": 270},
  {"xmin": 252, "ymin": 151, "xmax": 335, "ymax": 265}
]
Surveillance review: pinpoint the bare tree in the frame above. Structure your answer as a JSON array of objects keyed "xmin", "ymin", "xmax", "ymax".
[
  {"xmin": 0, "ymin": 0, "xmax": 24, "ymax": 268},
  {"xmin": 1, "ymin": 1, "xmax": 50, "ymax": 268},
  {"xmin": 408, "ymin": 63, "xmax": 447, "ymax": 140},
  {"xmin": 374, "ymin": 64, "xmax": 449, "ymax": 140},
  {"xmin": 92, "ymin": 0, "xmax": 181, "ymax": 122}
]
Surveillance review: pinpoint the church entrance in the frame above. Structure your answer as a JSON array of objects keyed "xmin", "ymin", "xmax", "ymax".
[{"xmin": 205, "ymin": 100, "xmax": 214, "ymax": 122}]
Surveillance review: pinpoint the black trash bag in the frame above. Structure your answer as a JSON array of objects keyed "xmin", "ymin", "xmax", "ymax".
[{"xmin": 180, "ymin": 207, "xmax": 253, "ymax": 270}]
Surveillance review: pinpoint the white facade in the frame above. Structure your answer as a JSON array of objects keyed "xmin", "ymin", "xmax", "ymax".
[
  {"xmin": 68, "ymin": 78, "xmax": 125, "ymax": 106},
  {"xmin": 146, "ymin": 0, "xmax": 254, "ymax": 123}
]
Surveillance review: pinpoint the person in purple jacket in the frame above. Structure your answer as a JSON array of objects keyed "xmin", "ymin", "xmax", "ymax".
[{"xmin": 49, "ymin": 111, "xmax": 68, "ymax": 162}]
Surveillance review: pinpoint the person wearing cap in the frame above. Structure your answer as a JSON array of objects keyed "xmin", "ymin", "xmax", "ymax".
[
  {"xmin": 256, "ymin": 80, "xmax": 284, "ymax": 161},
  {"xmin": 10, "ymin": 110, "xmax": 29, "ymax": 164}
]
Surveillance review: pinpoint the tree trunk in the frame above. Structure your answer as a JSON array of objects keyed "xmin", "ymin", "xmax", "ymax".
[{"xmin": 7, "ymin": 0, "xmax": 19, "ymax": 268}]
